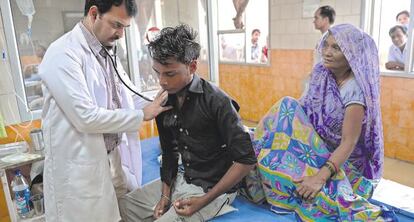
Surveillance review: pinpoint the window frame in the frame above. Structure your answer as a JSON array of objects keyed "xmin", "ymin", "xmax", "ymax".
[
  {"xmin": 364, "ymin": 0, "xmax": 414, "ymax": 78},
  {"xmin": 128, "ymin": 0, "xmax": 218, "ymax": 96},
  {"xmin": 214, "ymin": 0, "xmax": 271, "ymax": 67},
  {"xmin": 1, "ymin": 0, "xmax": 37, "ymax": 122}
]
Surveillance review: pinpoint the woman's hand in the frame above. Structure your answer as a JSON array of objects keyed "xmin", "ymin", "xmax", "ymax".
[{"xmin": 293, "ymin": 175, "xmax": 327, "ymax": 201}]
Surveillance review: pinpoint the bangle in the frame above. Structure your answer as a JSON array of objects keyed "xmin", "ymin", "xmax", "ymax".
[
  {"xmin": 323, "ymin": 161, "xmax": 336, "ymax": 178},
  {"xmin": 327, "ymin": 160, "xmax": 338, "ymax": 174},
  {"xmin": 161, "ymin": 194, "xmax": 171, "ymax": 202}
]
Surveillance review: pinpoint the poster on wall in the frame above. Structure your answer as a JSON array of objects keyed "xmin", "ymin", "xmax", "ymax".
[{"xmin": 303, "ymin": 0, "xmax": 320, "ymax": 18}]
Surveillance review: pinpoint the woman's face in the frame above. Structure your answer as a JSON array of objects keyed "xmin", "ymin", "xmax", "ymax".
[{"xmin": 322, "ymin": 34, "xmax": 350, "ymax": 73}]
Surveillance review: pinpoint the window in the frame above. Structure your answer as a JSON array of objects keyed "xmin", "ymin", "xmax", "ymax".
[
  {"xmin": 368, "ymin": 0, "xmax": 414, "ymax": 76},
  {"xmin": 216, "ymin": 0, "xmax": 269, "ymax": 65},
  {"xmin": 1, "ymin": 0, "xmax": 130, "ymax": 121},
  {"xmin": 130, "ymin": 0, "xmax": 211, "ymax": 93}
]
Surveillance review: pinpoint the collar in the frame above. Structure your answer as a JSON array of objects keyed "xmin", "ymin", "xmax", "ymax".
[
  {"xmin": 78, "ymin": 21, "xmax": 113, "ymax": 58},
  {"xmin": 391, "ymin": 43, "xmax": 407, "ymax": 54},
  {"xmin": 187, "ymin": 74, "xmax": 203, "ymax": 94}
]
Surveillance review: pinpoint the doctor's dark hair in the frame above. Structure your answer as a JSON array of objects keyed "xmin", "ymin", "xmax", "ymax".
[
  {"xmin": 147, "ymin": 24, "xmax": 201, "ymax": 65},
  {"xmin": 84, "ymin": 0, "xmax": 137, "ymax": 17}
]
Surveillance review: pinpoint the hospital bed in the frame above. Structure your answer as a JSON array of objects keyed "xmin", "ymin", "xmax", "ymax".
[{"xmin": 140, "ymin": 137, "xmax": 414, "ymax": 222}]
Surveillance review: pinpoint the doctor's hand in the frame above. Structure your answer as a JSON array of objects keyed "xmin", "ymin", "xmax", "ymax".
[
  {"xmin": 173, "ymin": 196, "xmax": 208, "ymax": 217},
  {"xmin": 153, "ymin": 197, "xmax": 170, "ymax": 219},
  {"xmin": 143, "ymin": 89, "xmax": 172, "ymax": 121}
]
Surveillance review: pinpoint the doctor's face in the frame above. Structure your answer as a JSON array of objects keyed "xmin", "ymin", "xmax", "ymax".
[
  {"xmin": 152, "ymin": 59, "xmax": 197, "ymax": 94},
  {"xmin": 92, "ymin": 4, "xmax": 131, "ymax": 47}
]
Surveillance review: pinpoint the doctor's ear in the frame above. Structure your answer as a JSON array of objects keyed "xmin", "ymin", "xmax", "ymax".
[{"xmin": 88, "ymin": 6, "xmax": 99, "ymax": 20}]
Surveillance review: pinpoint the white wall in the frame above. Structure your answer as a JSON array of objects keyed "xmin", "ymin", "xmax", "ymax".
[{"xmin": 270, "ymin": 0, "xmax": 361, "ymax": 49}]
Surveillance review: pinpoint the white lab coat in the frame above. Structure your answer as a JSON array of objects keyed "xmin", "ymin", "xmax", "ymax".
[{"xmin": 39, "ymin": 24, "xmax": 146, "ymax": 222}]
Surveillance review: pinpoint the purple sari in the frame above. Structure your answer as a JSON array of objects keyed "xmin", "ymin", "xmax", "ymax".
[{"xmin": 300, "ymin": 24, "xmax": 383, "ymax": 180}]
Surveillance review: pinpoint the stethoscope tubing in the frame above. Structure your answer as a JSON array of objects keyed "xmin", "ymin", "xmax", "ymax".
[{"xmin": 103, "ymin": 46, "xmax": 154, "ymax": 102}]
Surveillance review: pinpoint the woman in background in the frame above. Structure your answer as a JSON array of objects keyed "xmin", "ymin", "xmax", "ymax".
[{"xmin": 253, "ymin": 24, "xmax": 396, "ymax": 221}]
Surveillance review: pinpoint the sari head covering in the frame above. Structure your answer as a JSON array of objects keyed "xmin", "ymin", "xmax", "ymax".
[{"xmin": 300, "ymin": 24, "xmax": 383, "ymax": 180}]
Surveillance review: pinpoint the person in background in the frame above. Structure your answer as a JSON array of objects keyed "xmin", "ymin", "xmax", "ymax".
[
  {"xmin": 386, "ymin": 25, "xmax": 407, "ymax": 71},
  {"xmin": 396, "ymin": 10, "xmax": 410, "ymax": 27},
  {"xmin": 250, "ymin": 29, "xmax": 261, "ymax": 62},
  {"xmin": 39, "ymin": 0, "xmax": 170, "ymax": 221},
  {"xmin": 301, "ymin": 6, "xmax": 337, "ymax": 98},
  {"xmin": 313, "ymin": 5, "xmax": 336, "ymax": 64},
  {"xmin": 252, "ymin": 24, "xmax": 397, "ymax": 221},
  {"xmin": 119, "ymin": 24, "xmax": 256, "ymax": 222}
]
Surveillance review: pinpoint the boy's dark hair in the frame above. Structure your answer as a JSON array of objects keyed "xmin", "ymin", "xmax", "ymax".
[
  {"xmin": 148, "ymin": 24, "xmax": 201, "ymax": 65},
  {"xmin": 84, "ymin": 0, "xmax": 137, "ymax": 17},
  {"xmin": 318, "ymin": 5, "xmax": 336, "ymax": 24},
  {"xmin": 389, "ymin": 25, "xmax": 408, "ymax": 36},
  {"xmin": 396, "ymin": 10, "xmax": 410, "ymax": 21},
  {"xmin": 251, "ymin": 29, "xmax": 261, "ymax": 36}
]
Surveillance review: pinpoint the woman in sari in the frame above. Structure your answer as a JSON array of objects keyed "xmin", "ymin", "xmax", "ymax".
[{"xmin": 253, "ymin": 24, "xmax": 396, "ymax": 221}]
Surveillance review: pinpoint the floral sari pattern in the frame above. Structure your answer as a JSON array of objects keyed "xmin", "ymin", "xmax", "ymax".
[{"xmin": 253, "ymin": 97, "xmax": 396, "ymax": 221}]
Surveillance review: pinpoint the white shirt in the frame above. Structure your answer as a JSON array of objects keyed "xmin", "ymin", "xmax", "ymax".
[{"xmin": 388, "ymin": 44, "xmax": 406, "ymax": 63}]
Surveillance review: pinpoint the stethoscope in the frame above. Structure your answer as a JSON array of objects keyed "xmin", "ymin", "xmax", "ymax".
[
  {"xmin": 86, "ymin": 18, "xmax": 154, "ymax": 102},
  {"xmin": 101, "ymin": 42, "xmax": 154, "ymax": 102}
]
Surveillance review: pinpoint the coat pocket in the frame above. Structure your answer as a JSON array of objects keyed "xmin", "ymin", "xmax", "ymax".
[{"xmin": 66, "ymin": 160, "xmax": 104, "ymax": 198}]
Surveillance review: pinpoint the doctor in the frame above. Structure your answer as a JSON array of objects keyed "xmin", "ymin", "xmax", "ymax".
[{"xmin": 39, "ymin": 0, "xmax": 171, "ymax": 221}]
